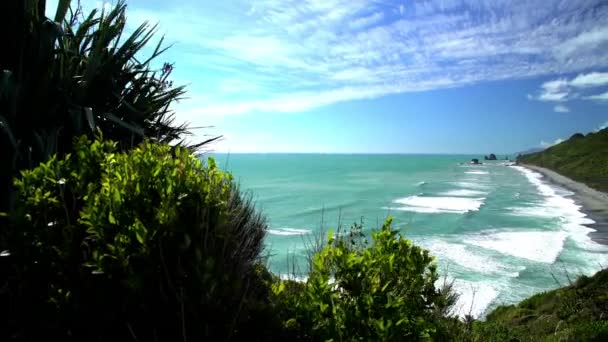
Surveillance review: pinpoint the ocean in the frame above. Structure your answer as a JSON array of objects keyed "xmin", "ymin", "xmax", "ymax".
[{"xmin": 211, "ymin": 154, "xmax": 608, "ymax": 318}]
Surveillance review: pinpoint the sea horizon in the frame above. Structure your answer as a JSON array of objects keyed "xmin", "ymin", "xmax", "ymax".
[{"xmin": 209, "ymin": 152, "xmax": 518, "ymax": 156}]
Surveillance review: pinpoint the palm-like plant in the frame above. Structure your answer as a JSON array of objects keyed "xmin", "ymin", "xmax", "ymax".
[{"xmin": 0, "ymin": 0, "xmax": 218, "ymax": 212}]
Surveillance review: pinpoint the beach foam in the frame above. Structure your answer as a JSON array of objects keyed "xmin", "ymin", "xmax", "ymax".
[
  {"xmin": 420, "ymin": 239, "xmax": 523, "ymax": 277},
  {"xmin": 440, "ymin": 189, "xmax": 487, "ymax": 197},
  {"xmin": 508, "ymin": 205, "xmax": 561, "ymax": 218},
  {"xmin": 392, "ymin": 196, "xmax": 485, "ymax": 214},
  {"xmin": 511, "ymin": 166, "xmax": 604, "ymax": 252},
  {"xmin": 267, "ymin": 228, "xmax": 311, "ymax": 236},
  {"xmin": 449, "ymin": 279, "xmax": 499, "ymax": 318},
  {"xmin": 466, "ymin": 170, "xmax": 489, "ymax": 175},
  {"xmin": 453, "ymin": 181, "xmax": 490, "ymax": 190},
  {"xmin": 465, "ymin": 230, "xmax": 567, "ymax": 263}
]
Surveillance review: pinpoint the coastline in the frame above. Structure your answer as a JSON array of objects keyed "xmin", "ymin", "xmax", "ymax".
[{"xmin": 519, "ymin": 164, "xmax": 608, "ymax": 245}]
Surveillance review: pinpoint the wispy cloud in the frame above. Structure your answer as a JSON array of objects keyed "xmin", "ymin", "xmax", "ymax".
[
  {"xmin": 585, "ymin": 91, "xmax": 608, "ymax": 101},
  {"xmin": 530, "ymin": 71, "xmax": 608, "ymax": 103},
  {"xmin": 540, "ymin": 138, "xmax": 565, "ymax": 148},
  {"xmin": 58, "ymin": 0, "xmax": 608, "ymax": 117},
  {"xmin": 570, "ymin": 72, "xmax": 608, "ymax": 88},
  {"xmin": 349, "ymin": 11, "xmax": 385, "ymax": 30},
  {"xmin": 553, "ymin": 105, "xmax": 569, "ymax": 113}
]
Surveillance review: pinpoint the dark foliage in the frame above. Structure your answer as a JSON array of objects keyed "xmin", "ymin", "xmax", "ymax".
[{"xmin": 1, "ymin": 136, "xmax": 267, "ymax": 341}]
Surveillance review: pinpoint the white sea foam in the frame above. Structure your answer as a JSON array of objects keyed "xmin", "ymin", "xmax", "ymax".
[
  {"xmin": 465, "ymin": 231, "xmax": 568, "ymax": 263},
  {"xmin": 392, "ymin": 196, "xmax": 485, "ymax": 214},
  {"xmin": 453, "ymin": 181, "xmax": 490, "ymax": 190},
  {"xmin": 440, "ymin": 189, "xmax": 487, "ymax": 197},
  {"xmin": 449, "ymin": 279, "xmax": 499, "ymax": 318},
  {"xmin": 465, "ymin": 170, "xmax": 489, "ymax": 175},
  {"xmin": 267, "ymin": 228, "xmax": 311, "ymax": 236},
  {"xmin": 510, "ymin": 166, "xmax": 605, "ymax": 253},
  {"xmin": 279, "ymin": 274, "xmax": 309, "ymax": 282},
  {"xmin": 508, "ymin": 206, "xmax": 559, "ymax": 218},
  {"xmin": 420, "ymin": 239, "xmax": 523, "ymax": 277}
]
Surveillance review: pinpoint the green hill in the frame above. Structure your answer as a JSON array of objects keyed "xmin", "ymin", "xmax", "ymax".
[
  {"xmin": 518, "ymin": 128, "xmax": 608, "ymax": 192},
  {"xmin": 470, "ymin": 269, "xmax": 608, "ymax": 341}
]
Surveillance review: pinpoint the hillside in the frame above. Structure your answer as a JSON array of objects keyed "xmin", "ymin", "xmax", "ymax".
[
  {"xmin": 470, "ymin": 269, "xmax": 608, "ymax": 341},
  {"xmin": 518, "ymin": 128, "xmax": 608, "ymax": 192}
]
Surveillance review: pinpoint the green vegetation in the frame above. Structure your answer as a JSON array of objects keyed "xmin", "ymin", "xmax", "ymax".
[
  {"xmin": 271, "ymin": 218, "xmax": 458, "ymax": 341},
  {"xmin": 466, "ymin": 269, "xmax": 608, "ymax": 341},
  {"xmin": 3, "ymin": 136, "xmax": 269, "ymax": 340},
  {"xmin": 518, "ymin": 128, "xmax": 608, "ymax": 192},
  {"xmin": 0, "ymin": 0, "xmax": 217, "ymax": 213},
  {"xmin": 1, "ymin": 0, "xmax": 607, "ymax": 341}
]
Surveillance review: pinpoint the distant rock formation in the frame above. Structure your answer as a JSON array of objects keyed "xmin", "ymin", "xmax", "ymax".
[
  {"xmin": 471, "ymin": 158, "xmax": 480, "ymax": 165},
  {"xmin": 484, "ymin": 153, "xmax": 497, "ymax": 161}
]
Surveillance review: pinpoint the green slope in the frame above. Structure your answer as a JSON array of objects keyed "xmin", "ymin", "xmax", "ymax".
[
  {"xmin": 518, "ymin": 128, "xmax": 608, "ymax": 192},
  {"xmin": 470, "ymin": 269, "xmax": 608, "ymax": 341}
]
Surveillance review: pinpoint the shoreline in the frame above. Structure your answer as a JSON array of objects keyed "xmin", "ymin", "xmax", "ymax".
[{"xmin": 519, "ymin": 164, "xmax": 608, "ymax": 245}]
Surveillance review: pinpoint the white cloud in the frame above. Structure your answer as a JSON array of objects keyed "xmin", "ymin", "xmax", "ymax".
[
  {"xmin": 596, "ymin": 121, "xmax": 608, "ymax": 131},
  {"xmin": 553, "ymin": 105, "xmax": 569, "ymax": 112},
  {"xmin": 540, "ymin": 138, "xmax": 565, "ymax": 147},
  {"xmin": 538, "ymin": 91, "xmax": 569, "ymax": 102},
  {"xmin": 555, "ymin": 26, "xmax": 608, "ymax": 60},
  {"xmin": 570, "ymin": 72, "xmax": 608, "ymax": 88},
  {"xmin": 585, "ymin": 91, "xmax": 608, "ymax": 101},
  {"xmin": 118, "ymin": 0, "xmax": 608, "ymax": 116},
  {"xmin": 542, "ymin": 79, "xmax": 569, "ymax": 93},
  {"xmin": 532, "ymin": 71, "xmax": 608, "ymax": 103},
  {"xmin": 349, "ymin": 11, "xmax": 384, "ymax": 30}
]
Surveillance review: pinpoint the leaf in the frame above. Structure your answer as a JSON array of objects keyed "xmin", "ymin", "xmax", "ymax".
[
  {"xmin": 0, "ymin": 115, "xmax": 17, "ymax": 149},
  {"xmin": 135, "ymin": 230, "xmax": 145, "ymax": 244},
  {"xmin": 103, "ymin": 112, "xmax": 144, "ymax": 137},
  {"xmin": 108, "ymin": 211, "xmax": 116, "ymax": 224},
  {"xmin": 112, "ymin": 188, "xmax": 121, "ymax": 203},
  {"xmin": 84, "ymin": 107, "xmax": 96, "ymax": 132},
  {"xmin": 54, "ymin": 0, "xmax": 71, "ymax": 23}
]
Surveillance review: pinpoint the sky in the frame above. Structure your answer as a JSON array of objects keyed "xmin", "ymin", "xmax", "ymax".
[{"xmin": 48, "ymin": 0, "xmax": 608, "ymax": 153}]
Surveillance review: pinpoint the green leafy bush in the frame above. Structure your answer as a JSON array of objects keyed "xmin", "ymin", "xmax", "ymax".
[
  {"xmin": 272, "ymin": 218, "xmax": 455, "ymax": 341},
  {"xmin": 2, "ymin": 136, "xmax": 268, "ymax": 341}
]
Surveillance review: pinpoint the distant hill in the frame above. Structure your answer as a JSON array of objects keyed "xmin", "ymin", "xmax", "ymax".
[{"xmin": 518, "ymin": 129, "xmax": 608, "ymax": 192}]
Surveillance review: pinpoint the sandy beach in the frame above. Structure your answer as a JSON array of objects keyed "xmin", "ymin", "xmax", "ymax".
[{"xmin": 521, "ymin": 164, "xmax": 608, "ymax": 245}]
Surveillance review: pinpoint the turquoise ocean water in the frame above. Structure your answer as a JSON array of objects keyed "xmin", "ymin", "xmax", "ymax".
[{"xmin": 211, "ymin": 154, "xmax": 608, "ymax": 317}]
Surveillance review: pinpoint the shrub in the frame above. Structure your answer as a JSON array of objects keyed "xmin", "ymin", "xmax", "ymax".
[
  {"xmin": 2, "ymin": 136, "xmax": 268, "ymax": 341},
  {"xmin": 272, "ymin": 218, "xmax": 454, "ymax": 341}
]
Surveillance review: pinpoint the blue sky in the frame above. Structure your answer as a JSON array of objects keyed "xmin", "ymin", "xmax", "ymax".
[{"xmin": 48, "ymin": 0, "xmax": 608, "ymax": 153}]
